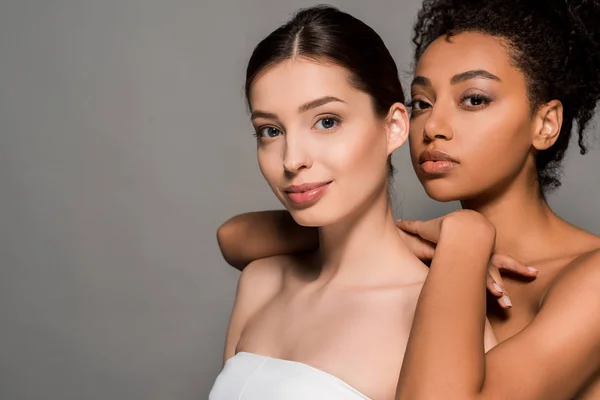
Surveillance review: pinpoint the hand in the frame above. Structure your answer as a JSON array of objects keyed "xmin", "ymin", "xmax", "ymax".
[
  {"xmin": 396, "ymin": 214, "xmax": 538, "ymax": 309},
  {"xmin": 396, "ymin": 228, "xmax": 436, "ymax": 261},
  {"xmin": 484, "ymin": 254, "xmax": 538, "ymax": 309},
  {"xmin": 398, "ymin": 209, "xmax": 493, "ymax": 244}
]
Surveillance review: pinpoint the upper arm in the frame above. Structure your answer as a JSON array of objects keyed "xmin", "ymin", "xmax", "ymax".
[
  {"xmin": 222, "ymin": 256, "xmax": 285, "ymax": 364},
  {"xmin": 479, "ymin": 251, "xmax": 600, "ymax": 400},
  {"xmin": 216, "ymin": 211, "xmax": 318, "ymax": 270}
]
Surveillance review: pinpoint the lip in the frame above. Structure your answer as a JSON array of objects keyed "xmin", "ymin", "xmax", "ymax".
[
  {"xmin": 419, "ymin": 148, "xmax": 458, "ymax": 164},
  {"xmin": 284, "ymin": 181, "xmax": 332, "ymax": 206},
  {"xmin": 418, "ymin": 149, "xmax": 459, "ymax": 175}
]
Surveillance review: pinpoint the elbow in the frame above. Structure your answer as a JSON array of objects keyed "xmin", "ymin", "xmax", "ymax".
[{"xmin": 216, "ymin": 218, "xmax": 245, "ymax": 271}]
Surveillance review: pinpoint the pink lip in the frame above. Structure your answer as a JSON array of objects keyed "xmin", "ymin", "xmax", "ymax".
[
  {"xmin": 420, "ymin": 160, "xmax": 459, "ymax": 174},
  {"xmin": 418, "ymin": 148, "xmax": 458, "ymax": 164},
  {"xmin": 418, "ymin": 149, "xmax": 459, "ymax": 175},
  {"xmin": 284, "ymin": 181, "xmax": 331, "ymax": 206}
]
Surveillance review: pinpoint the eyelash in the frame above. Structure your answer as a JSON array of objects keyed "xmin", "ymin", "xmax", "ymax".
[
  {"xmin": 253, "ymin": 115, "xmax": 342, "ymax": 140},
  {"xmin": 407, "ymin": 93, "xmax": 492, "ymax": 116},
  {"xmin": 253, "ymin": 126, "xmax": 281, "ymax": 140},
  {"xmin": 313, "ymin": 115, "xmax": 341, "ymax": 130},
  {"xmin": 407, "ymin": 99, "xmax": 432, "ymax": 116},
  {"xmin": 459, "ymin": 93, "xmax": 492, "ymax": 110}
]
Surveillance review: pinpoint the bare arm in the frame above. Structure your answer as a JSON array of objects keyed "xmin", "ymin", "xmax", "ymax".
[
  {"xmin": 396, "ymin": 214, "xmax": 600, "ymax": 400},
  {"xmin": 216, "ymin": 210, "xmax": 318, "ymax": 270},
  {"xmin": 396, "ymin": 210, "xmax": 495, "ymax": 399}
]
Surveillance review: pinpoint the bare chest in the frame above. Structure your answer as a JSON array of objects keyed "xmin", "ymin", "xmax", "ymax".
[
  {"xmin": 488, "ymin": 259, "xmax": 600, "ymax": 399},
  {"xmin": 237, "ymin": 285, "xmax": 421, "ymax": 400}
]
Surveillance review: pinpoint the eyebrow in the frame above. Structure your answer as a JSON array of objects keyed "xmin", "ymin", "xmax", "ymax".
[
  {"xmin": 450, "ymin": 69, "xmax": 501, "ymax": 84},
  {"xmin": 411, "ymin": 76, "xmax": 431, "ymax": 87},
  {"xmin": 250, "ymin": 111, "xmax": 278, "ymax": 121},
  {"xmin": 298, "ymin": 96, "xmax": 346, "ymax": 113},
  {"xmin": 250, "ymin": 96, "xmax": 346, "ymax": 121},
  {"xmin": 411, "ymin": 69, "xmax": 501, "ymax": 88}
]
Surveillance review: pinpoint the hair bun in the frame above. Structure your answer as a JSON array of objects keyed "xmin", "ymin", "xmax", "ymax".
[{"xmin": 561, "ymin": 0, "xmax": 600, "ymax": 154}]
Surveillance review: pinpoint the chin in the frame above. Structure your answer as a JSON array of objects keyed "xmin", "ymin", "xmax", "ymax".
[
  {"xmin": 286, "ymin": 205, "xmax": 340, "ymax": 227},
  {"xmin": 288, "ymin": 210, "xmax": 331, "ymax": 227},
  {"xmin": 421, "ymin": 181, "xmax": 465, "ymax": 203}
]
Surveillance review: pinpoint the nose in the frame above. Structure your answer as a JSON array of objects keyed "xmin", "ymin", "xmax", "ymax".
[
  {"xmin": 282, "ymin": 133, "xmax": 312, "ymax": 174},
  {"xmin": 422, "ymin": 105, "xmax": 454, "ymax": 142}
]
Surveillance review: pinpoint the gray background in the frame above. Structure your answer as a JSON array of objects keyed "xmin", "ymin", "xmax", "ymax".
[{"xmin": 0, "ymin": 0, "xmax": 598, "ymax": 399}]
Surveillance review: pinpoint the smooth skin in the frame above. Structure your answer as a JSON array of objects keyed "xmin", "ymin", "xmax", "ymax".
[
  {"xmin": 219, "ymin": 32, "xmax": 600, "ymax": 399},
  {"xmin": 223, "ymin": 58, "xmax": 498, "ymax": 400},
  {"xmin": 395, "ymin": 33, "xmax": 600, "ymax": 400}
]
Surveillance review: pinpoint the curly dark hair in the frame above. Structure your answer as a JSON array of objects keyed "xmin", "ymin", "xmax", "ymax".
[{"xmin": 412, "ymin": 0, "xmax": 600, "ymax": 192}]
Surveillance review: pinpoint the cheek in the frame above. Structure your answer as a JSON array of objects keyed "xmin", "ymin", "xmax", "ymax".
[
  {"xmin": 458, "ymin": 109, "xmax": 532, "ymax": 172},
  {"xmin": 408, "ymin": 122, "xmax": 424, "ymax": 163},
  {"xmin": 257, "ymin": 146, "xmax": 283, "ymax": 187},
  {"xmin": 325, "ymin": 126, "xmax": 388, "ymax": 184}
]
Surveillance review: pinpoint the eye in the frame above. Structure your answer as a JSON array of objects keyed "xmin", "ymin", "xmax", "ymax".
[
  {"xmin": 460, "ymin": 94, "xmax": 491, "ymax": 110},
  {"xmin": 256, "ymin": 126, "xmax": 282, "ymax": 139},
  {"xmin": 408, "ymin": 99, "xmax": 432, "ymax": 112},
  {"xmin": 313, "ymin": 116, "xmax": 340, "ymax": 130}
]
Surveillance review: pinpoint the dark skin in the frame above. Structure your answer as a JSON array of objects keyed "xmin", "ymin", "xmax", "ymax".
[
  {"xmin": 395, "ymin": 33, "xmax": 600, "ymax": 399},
  {"xmin": 217, "ymin": 32, "xmax": 600, "ymax": 399}
]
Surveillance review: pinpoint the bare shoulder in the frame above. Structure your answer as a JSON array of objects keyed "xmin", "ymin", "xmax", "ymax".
[
  {"xmin": 235, "ymin": 252, "xmax": 318, "ymax": 306},
  {"xmin": 242, "ymin": 250, "xmax": 316, "ymax": 282},
  {"xmin": 542, "ymin": 247, "xmax": 600, "ymax": 308},
  {"xmin": 238, "ymin": 255, "xmax": 288, "ymax": 293},
  {"xmin": 224, "ymin": 254, "xmax": 304, "ymax": 363}
]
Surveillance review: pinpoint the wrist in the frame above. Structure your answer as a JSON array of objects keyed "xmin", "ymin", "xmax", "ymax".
[{"xmin": 441, "ymin": 210, "xmax": 496, "ymax": 243}]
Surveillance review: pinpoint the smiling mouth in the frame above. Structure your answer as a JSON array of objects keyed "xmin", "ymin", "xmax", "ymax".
[{"xmin": 284, "ymin": 181, "xmax": 332, "ymax": 206}]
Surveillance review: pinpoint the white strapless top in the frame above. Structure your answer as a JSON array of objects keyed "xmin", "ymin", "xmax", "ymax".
[{"xmin": 209, "ymin": 352, "xmax": 371, "ymax": 399}]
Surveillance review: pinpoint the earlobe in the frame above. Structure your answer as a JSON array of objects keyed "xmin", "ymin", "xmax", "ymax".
[
  {"xmin": 386, "ymin": 103, "xmax": 410, "ymax": 154},
  {"xmin": 532, "ymin": 100, "xmax": 563, "ymax": 151}
]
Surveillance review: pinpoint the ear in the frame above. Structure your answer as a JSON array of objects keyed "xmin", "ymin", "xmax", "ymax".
[
  {"xmin": 531, "ymin": 100, "xmax": 563, "ymax": 151},
  {"xmin": 385, "ymin": 102, "xmax": 409, "ymax": 155}
]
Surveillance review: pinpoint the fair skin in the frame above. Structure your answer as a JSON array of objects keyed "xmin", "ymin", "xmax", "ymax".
[
  {"xmin": 220, "ymin": 32, "xmax": 600, "ymax": 399},
  {"xmin": 395, "ymin": 32, "xmax": 600, "ymax": 400},
  {"xmin": 224, "ymin": 58, "xmax": 497, "ymax": 400}
]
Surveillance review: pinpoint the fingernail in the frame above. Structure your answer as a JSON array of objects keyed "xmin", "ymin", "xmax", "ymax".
[
  {"xmin": 502, "ymin": 295, "xmax": 512, "ymax": 307},
  {"xmin": 493, "ymin": 283, "xmax": 504, "ymax": 293},
  {"xmin": 527, "ymin": 266, "xmax": 538, "ymax": 274}
]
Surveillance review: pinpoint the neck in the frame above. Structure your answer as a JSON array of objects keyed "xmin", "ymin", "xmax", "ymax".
[
  {"xmin": 461, "ymin": 172, "xmax": 559, "ymax": 263},
  {"xmin": 317, "ymin": 188, "xmax": 416, "ymax": 284}
]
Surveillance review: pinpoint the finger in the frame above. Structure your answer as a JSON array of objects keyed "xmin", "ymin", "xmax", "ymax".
[
  {"xmin": 487, "ymin": 265, "xmax": 503, "ymax": 287},
  {"xmin": 499, "ymin": 294, "xmax": 513, "ymax": 309},
  {"xmin": 413, "ymin": 239, "xmax": 435, "ymax": 261},
  {"xmin": 487, "ymin": 274, "xmax": 504, "ymax": 297},
  {"xmin": 487, "ymin": 266, "xmax": 512, "ymax": 309},
  {"xmin": 396, "ymin": 220, "xmax": 420, "ymax": 235},
  {"xmin": 421, "ymin": 243, "xmax": 435, "ymax": 260},
  {"xmin": 494, "ymin": 289, "xmax": 512, "ymax": 309},
  {"xmin": 397, "ymin": 219, "xmax": 442, "ymax": 244},
  {"xmin": 491, "ymin": 254, "xmax": 538, "ymax": 277},
  {"xmin": 487, "ymin": 265, "xmax": 505, "ymax": 296},
  {"xmin": 397, "ymin": 229, "xmax": 436, "ymax": 261}
]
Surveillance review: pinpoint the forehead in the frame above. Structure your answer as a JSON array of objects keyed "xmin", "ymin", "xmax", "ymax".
[
  {"xmin": 415, "ymin": 32, "xmax": 520, "ymax": 84},
  {"xmin": 249, "ymin": 58, "xmax": 364, "ymax": 111}
]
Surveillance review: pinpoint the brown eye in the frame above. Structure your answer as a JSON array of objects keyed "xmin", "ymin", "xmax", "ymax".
[
  {"xmin": 460, "ymin": 94, "xmax": 491, "ymax": 109},
  {"xmin": 468, "ymin": 96, "xmax": 484, "ymax": 106},
  {"xmin": 409, "ymin": 99, "xmax": 432, "ymax": 112}
]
